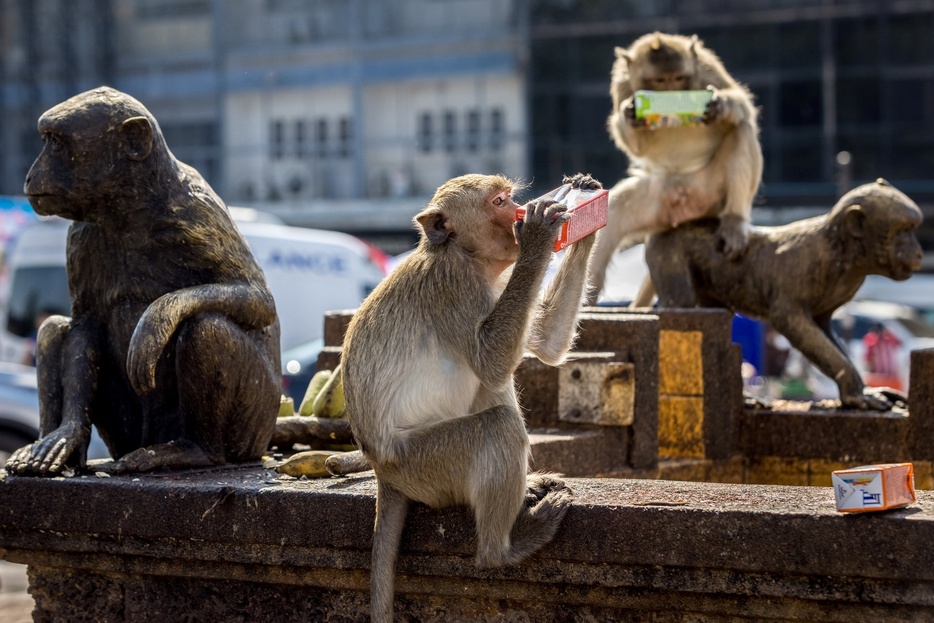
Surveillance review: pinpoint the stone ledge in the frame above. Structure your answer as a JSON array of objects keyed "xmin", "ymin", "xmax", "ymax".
[{"xmin": 2, "ymin": 466, "xmax": 933, "ymax": 621}]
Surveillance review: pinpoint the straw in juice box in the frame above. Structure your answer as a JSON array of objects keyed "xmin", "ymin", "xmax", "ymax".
[
  {"xmin": 831, "ymin": 463, "xmax": 916, "ymax": 513},
  {"xmin": 515, "ymin": 184, "xmax": 609, "ymax": 252}
]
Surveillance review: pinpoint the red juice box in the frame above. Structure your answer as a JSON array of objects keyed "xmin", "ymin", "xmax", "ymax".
[
  {"xmin": 832, "ymin": 463, "xmax": 917, "ymax": 513},
  {"xmin": 515, "ymin": 184, "xmax": 609, "ymax": 252}
]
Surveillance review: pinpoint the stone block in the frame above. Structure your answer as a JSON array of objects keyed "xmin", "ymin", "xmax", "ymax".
[
  {"xmin": 909, "ymin": 348, "xmax": 934, "ymax": 459},
  {"xmin": 659, "ymin": 329, "xmax": 704, "ymax": 395},
  {"xmin": 658, "ymin": 396, "xmax": 705, "ymax": 459},
  {"xmin": 739, "ymin": 408, "xmax": 912, "ymax": 462},
  {"xmin": 746, "ymin": 457, "xmax": 810, "ymax": 486},
  {"xmin": 3, "ymin": 468, "xmax": 934, "ymax": 622}
]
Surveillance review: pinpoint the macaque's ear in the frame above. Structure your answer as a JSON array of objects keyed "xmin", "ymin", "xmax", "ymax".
[
  {"xmin": 875, "ymin": 178, "xmax": 891, "ymax": 187},
  {"xmin": 415, "ymin": 205, "xmax": 453, "ymax": 245},
  {"xmin": 614, "ymin": 46, "xmax": 632, "ymax": 65},
  {"xmin": 122, "ymin": 116, "xmax": 153, "ymax": 161},
  {"xmin": 843, "ymin": 204, "xmax": 866, "ymax": 239},
  {"xmin": 689, "ymin": 34, "xmax": 699, "ymax": 60},
  {"xmin": 651, "ymin": 32, "xmax": 662, "ymax": 50}
]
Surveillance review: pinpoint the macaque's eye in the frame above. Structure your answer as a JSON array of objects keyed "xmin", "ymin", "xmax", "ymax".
[
  {"xmin": 45, "ymin": 134, "xmax": 65, "ymax": 155},
  {"xmin": 491, "ymin": 191, "xmax": 509, "ymax": 207}
]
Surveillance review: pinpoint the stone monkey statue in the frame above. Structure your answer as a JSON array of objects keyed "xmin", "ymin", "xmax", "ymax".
[
  {"xmin": 5, "ymin": 87, "xmax": 281, "ymax": 475},
  {"xmin": 589, "ymin": 31, "xmax": 763, "ymax": 305},
  {"xmin": 646, "ymin": 180, "xmax": 923, "ymax": 411},
  {"xmin": 336, "ymin": 173, "xmax": 599, "ymax": 622}
]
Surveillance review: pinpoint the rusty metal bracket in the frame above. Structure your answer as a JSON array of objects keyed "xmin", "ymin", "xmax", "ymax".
[{"xmin": 558, "ymin": 355, "xmax": 635, "ymax": 426}]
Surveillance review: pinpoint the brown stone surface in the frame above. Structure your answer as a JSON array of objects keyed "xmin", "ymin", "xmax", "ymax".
[{"xmin": 3, "ymin": 466, "xmax": 934, "ymax": 621}]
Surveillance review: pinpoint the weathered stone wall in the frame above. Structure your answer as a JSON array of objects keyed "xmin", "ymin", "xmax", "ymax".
[{"xmin": 2, "ymin": 468, "xmax": 933, "ymax": 622}]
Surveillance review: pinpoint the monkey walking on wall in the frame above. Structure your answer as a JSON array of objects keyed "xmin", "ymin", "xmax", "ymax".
[
  {"xmin": 646, "ymin": 180, "xmax": 923, "ymax": 411},
  {"xmin": 588, "ymin": 32, "xmax": 763, "ymax": 305},
  {"xmin": 5, "ymin": 87, "xmax": 281, "ymax": 476},
  {"xmin": 332, "ymin": 173, "xmax": 600, "ymax": 622}
]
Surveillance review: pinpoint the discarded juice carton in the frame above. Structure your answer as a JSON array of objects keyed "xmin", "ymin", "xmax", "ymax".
[
  {"xmin": 832, "ymin": 463, "xmax": 916, "ymax": 513},
  {"xmin": 634, "ymin": 89, "xmax": 713, "ymax": 129},
  {"xmin": 515, "ymin": 184, "xmax": 609, "ymax": 252}
]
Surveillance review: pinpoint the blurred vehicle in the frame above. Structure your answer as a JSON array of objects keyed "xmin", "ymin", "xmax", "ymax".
[
  {"xmin": 833, "ymin": 299, "xmax": 934, "ymax": 392},
  {"xmin": 0, "ymin": 362, "xmax": 109, "ymax": 464},
  {"xmin": 281, "ymin": 337, "xmax": 324, "ymax": 405},
  {"xmin": 0, "ymin": 213, "xmax": 389, "ymax": 364}
]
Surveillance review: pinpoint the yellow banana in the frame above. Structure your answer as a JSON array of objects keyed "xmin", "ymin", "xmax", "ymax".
[
  {"xmin": 275, "ymin": 450, "xmax": 336, "ymax": 478},
  {"xmin": 278, "ymin": 395, "xmax": 295, "ymax": 418},
  {"xmin": 311, "ymin": 364, "xmax": 345, "ymax": 418},
  {"xmin": 298, "ymin": 369, "xmax": 332, "ymax": 416}
]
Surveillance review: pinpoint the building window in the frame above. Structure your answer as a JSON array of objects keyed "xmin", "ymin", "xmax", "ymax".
[
  {"xmin": 270, "ymin": 120, "xmax": 286, "ymax": 160},
  {"xmin": 489, "ymin": 108, "xmax": 504, "ymax": 151},
  {"xmin": 296, "ymin": 120, "xmax": 309, "ymax": 159},
  {"xmin": 417, "ymin": 112, "xmax": 433, "ymax": 153},
  {"xmin": 315, "ymin": 118, "xmax": 328, "ymax": 159},
  {"xmin": 443, "ymin": 110, "xmax": 457, "ymax": 153},
  {"xmin": 338, "ymin": 117, "xmax": 352, "ymax": 159},
  {"xmin": 466, "ymin": 109, "xmax": 481, "ymax": 152}
]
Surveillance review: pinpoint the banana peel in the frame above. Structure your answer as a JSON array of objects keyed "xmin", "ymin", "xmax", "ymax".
[
  {"xmin": 310, "ymin": 364, "xmax": 345, "ymax": 418},
  {"xmin": 278, "ymin": 395, "xmax": 295, "ymax": 418},
  {"xmin": 298, "ymin": 369, "xmax": 332, "ymax": 416},
  {"xmin": 275, "ymin": 450, "xmax": 337, "ymax": 478}
]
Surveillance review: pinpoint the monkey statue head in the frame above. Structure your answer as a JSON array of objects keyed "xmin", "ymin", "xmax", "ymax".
[
  {"xmin": 414, "ymin": 174, "xmax": 524, "ymax": 273},
  {"xmin": 830, "ymin": 178, "xmax": 924, "ymax": 282},
  {"xmin": 24, "ymin": 86, "xmax": 172, "ymax": 223},
  {"xmin": 615, "ymin": 32, "xmax": 701, "ymax": 92}
]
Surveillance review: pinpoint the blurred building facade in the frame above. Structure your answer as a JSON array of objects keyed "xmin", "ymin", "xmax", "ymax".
[
  {"xmin": 1, "ymin": 0, "xmax": 933, "ymax": 222},
  {"xmin": 0, "ymin": 0, "xmax": 529, "ymax": 207}
]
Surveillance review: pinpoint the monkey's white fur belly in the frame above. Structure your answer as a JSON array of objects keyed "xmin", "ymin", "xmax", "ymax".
[{"xmin": 393, "ymin": 349, "xmax": 481, "ymax": 431}]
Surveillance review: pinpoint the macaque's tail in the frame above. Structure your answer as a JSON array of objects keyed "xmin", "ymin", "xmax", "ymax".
[{"xmin": 370, "ymin": 482, "xmax": 409, "ymax": 623}]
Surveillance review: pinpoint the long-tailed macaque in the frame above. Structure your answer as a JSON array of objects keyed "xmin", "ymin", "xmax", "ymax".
[
  {"xmin": 337, "ymin": 173, "xmax": 599, "ymax": 622},
  {"xmin": 647, "ymin": 180, "xmax": 923, "ymax": 410},
  {"xmin": 589, "ymin": 32, "xmax": 763, "ymax": 305},
  {"xmin": 5, "ymin": 87, "xmax": 280, "ymax": 476}
]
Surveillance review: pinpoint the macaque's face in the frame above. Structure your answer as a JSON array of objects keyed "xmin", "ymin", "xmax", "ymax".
[
  {"xmin": 484, "ymin": 185, "xmax": 522, "ymax": 262},
  {"xmin": 641, "ymin": 64, "xmax": 690, "ymax": 91}
]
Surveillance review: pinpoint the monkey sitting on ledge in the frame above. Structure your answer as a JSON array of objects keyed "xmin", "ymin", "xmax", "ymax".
[
  {"xmin": 646, "ymin": 179, "xmax": 923, "ymax": 411},
  {"xmin": 331, "ymin": 172, "xmax": 600, "ymax": 623},
  {"xmin": 6, "ymin": 87, "xmax": 281, "ymax": 476}
]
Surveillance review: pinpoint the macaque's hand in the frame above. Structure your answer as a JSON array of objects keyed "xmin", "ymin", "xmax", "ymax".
[
  {"xmin": 515, "ymin": 198, "xmax": 568, "ymax": 256},
  {"xmin": 5, "ymin": 421, "xmax": 89, "ymax": 475},
  {"xmin": 703, "ymin": 87, "xmax": 743, "ymax": 126},
  {"xmin": 716, "ymin": 215, "xmax": 750, "ymax": 260},
  {"xmin": 563, "ymin": 173, "xmax": 603, "ymax": 191},
  {"xmin": 623, "ymin": 99, "xmax": 647, "ymax": 128}
]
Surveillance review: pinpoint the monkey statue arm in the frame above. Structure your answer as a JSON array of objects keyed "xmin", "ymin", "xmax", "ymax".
[
  {"xmin": 768, "ymin": 305, "xmax": 892, "ymax": 411},
  {"xmin": 6, "ymin": 318, "xmax": 101, "ymax": 475},
  {"xmin": 473, "ymin": 199, "xmax": 569, "ymax": 388},
  {"xmin": 127, "ymin": 282, "xmax": 277, "ymax": 394}
]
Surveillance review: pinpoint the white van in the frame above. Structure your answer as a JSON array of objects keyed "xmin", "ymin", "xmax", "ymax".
[{"xmin": 0, "ymin": 212, "xmax": 388, "ymax": 363}]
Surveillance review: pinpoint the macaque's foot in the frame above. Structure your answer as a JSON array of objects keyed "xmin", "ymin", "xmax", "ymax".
[
  {"xmin": 716, "ymin": 218, "xmax": 750, "ymax": 260},
  {"xmin": 4, "ymin": 424, "xmax": 88, "ymax": 476},
  {"xmin": 525, "ymin": 473, "xmax": 569, "ymax": 507},
  {"xmin": 563, "ymin": 173, "xmax": 603, "ymax": 191},
  {"xmin": 840, "ymin": 386, "xmax": 905, "ymax": 411}
]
